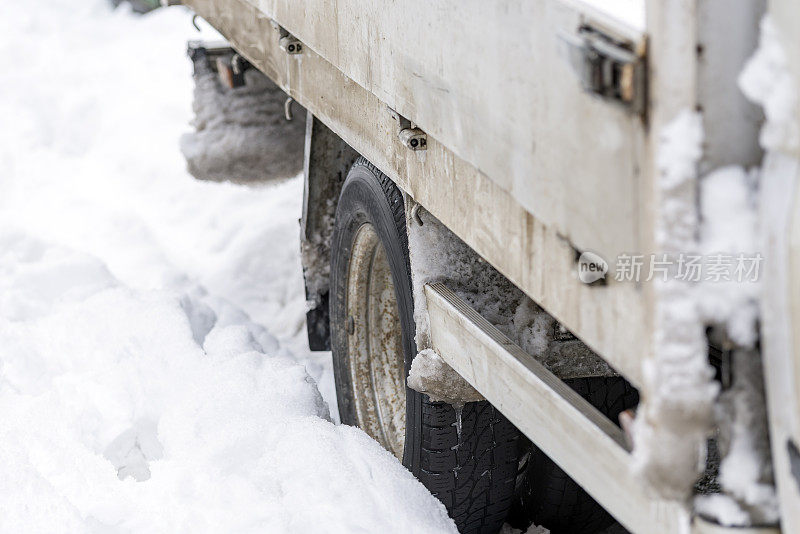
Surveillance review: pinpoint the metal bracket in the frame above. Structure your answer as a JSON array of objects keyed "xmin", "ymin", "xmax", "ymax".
[
  {"xmin": 271, "ymin": 22, "xmax": 303, "ymax": 55},
  {"xmin": 279, "ymin": 35, "xmax": 303, "ymax": 55},
  {"xmin": 186, "ymin": 41, "xmax": 250, "ymax": 88},
  {"xmin": 408, "ymin": 200, "xmax": 425, "ymax": 225},
  {"xmin": 284, "ymin": 97, "xmax": 294, "ymax": 121},
  {"xmin": 389, "ymin": 108, "xmax": 427, "ymax": 151},
  {"xmin": 231, "ymin": 53, "xmax": 251, "ymax": 75},
  {"xmin": 559, "ymin": 25, "xmax": 646, "ymax": 114}
]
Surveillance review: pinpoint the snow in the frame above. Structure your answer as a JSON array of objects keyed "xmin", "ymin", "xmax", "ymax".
[
  {"xmin": 632, "ymin": 110, "xmax": 718, "ymax": 500},
  {"xmin": 694, "ymin": 14, "xmax": 800, "ymax": 527},
  {"xmin": 0, "ymin": 2, "xmax": 456, "ymax": 532},
  {"xmin": 634, "ymin": 111, "xmax": 768, "ymax": 510},
  {"xmin": 739, "ymin": 17, "xmax": 799, "ymax": 155},
  {"xmin": 707, "ymin": 350, "xmax": 779, "ymax": 525},
  {"xmin": 694, "ymin": 15, "xmax": 800, "ymax": 526},
  {"xmin": 406, "ymin": 206, "xmax": 555, "ymax": 361},
  {"xmin": 407, "ymin": 349, "xmax": 482, "ymax": 405},
  {"xmin": 406, "ymin": 205, "xmax": 489, "ymax": 402},
  {"xmin": 693, "ymin": 167, "xmax": 774, "ymax": 527},
  {"xmin": 635, "ymin": 13, "xmax": 795, "ymax": 522},
  {"xmin": 695, "ymin": 494, "xmax": 751, "ymax": 527},
  {"xmin": 654, "ymin": 110, "xmax": 704, "ymax": 251},
  {"xmin": 697, "ymin": 166, "xmax": 760, "ymax": 348},
  {"xmin": 500, "ymin": 524, "xmax": 550, "ymax": 534},
  {"xmin": 406, "ymin": 206, "xmax": 614, "ymax": 402},
  {"xmin": 579, "ymin": 0, "xmax": 645, "ymax": 32}
]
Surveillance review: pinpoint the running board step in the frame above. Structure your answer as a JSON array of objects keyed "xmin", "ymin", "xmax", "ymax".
[
  {"xmin": 424, "ymin": 282, "xmax": 688, "ymax": 534},
  {"xmin": 425, "ymin": 283, "xmax": 781, "ymax": 534}
]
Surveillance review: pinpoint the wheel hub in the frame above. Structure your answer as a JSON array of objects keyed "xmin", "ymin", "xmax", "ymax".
[{"xmin": 345, "ymin": 223, "xmax": 407, "ymax": 459}]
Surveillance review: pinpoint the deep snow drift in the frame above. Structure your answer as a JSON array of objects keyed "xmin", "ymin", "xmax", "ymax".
[{"xmin": 0, "ymin": 2, "xmax": 456, "ymax": 532}]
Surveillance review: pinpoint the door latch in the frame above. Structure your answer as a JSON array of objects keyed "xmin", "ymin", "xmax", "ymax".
[{"xmin": 559, "ymin": 26, "xmax": 646, "ymax": 114}]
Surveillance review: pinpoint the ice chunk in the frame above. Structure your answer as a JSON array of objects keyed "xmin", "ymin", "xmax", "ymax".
[{"xmin": 408, "ymin": 349, "xmax": 483, "ymax": 405}]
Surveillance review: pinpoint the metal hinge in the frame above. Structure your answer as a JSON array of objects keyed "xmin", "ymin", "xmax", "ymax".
[{"xmin": 559, "ymin": 26, "xmax": 646, "ymax": 114}]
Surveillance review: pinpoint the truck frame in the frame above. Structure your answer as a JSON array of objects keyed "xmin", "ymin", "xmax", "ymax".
[{"xmin": 170, "ymin": 0, "xmax": 800, "ymax": 532}]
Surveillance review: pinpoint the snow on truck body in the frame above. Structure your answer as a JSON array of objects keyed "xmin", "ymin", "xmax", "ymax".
[{"xmin": 171, "ymin": 0, "xmax": 800, "ymax": 533}]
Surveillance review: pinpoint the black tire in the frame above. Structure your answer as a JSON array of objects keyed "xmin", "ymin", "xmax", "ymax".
[
  {"xmin": 330, "ymin": 158, "xmax": 520, "ymax": 534},
  {"xmin": 509, "ymin": 377, "xmax": 638, "ymax": 534}
]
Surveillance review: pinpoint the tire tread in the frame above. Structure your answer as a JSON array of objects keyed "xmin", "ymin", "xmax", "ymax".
[{"xmin": 332, "ymin": 157, "xmax": 519, "ymax": 534}]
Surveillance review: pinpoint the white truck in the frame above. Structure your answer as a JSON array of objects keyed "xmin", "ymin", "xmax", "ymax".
[{"xmin": 166, "ymin": 0, "xmax": 800, "ymax": 532}]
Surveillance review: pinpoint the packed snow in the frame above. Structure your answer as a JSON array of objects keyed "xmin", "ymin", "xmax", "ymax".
[
  {"xmin": 580, "ymin": 0, "xmax": 645, "ymax": 32},
  {"xmin": 633, "ymin": 13, "xmax": 796, "ymax": 525},
  {"xmin": 739, "ymin": 17, "xmax": 799, "ymax": 156},
  {"xmin": 631, "ymin": 110, "xmax": 718, "ymax": 500},
  {"xmin": 697, "ymin": 166, "xmax": 760, "ymax": 348},
  {"xmin": 693, "ymin": 15, "xmax": 796, "ymax": 526},
  {"xmin": 695, "ymin": 14, "xmax": 800, "ymax": 527},
  {"xmin": 406, "ymin": 206, "xmax": 613, "ymax": 403},
  {"xmin": 0, "ymin": 2, "xmax": 457, "ymax": 532},
  {"xmin": 407, "ymin": 348, "xmax": 482, "ymax": 405}
]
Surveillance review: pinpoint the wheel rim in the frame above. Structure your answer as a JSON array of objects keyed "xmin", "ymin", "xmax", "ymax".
[{"xmin": 345, "ymin": 222, "xmax": 407, "ymax": 460}]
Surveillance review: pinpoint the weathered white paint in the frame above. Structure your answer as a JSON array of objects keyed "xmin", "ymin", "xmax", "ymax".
[
  {"xmin": 203, "ymin": 0, "xmax": 649, "ymax": 266},
  {"xmin": 759, "ymin": 149, "xmax": 800, "ymax": 534},
  {"xmin": 696, "ymin": 0, "xmax": 765, "ymax": 172},
  {"xmin": 759, "ymin": 1, "xmax": 800, "ymax": 531},
  {"xmin": 185, "ymin": 0, "xmax": 652, "ymax": 386}
]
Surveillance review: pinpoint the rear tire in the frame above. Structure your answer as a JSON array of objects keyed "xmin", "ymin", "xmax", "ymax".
[
  {"xmin": 330, "ymin": 158, "xmax": 520, "ymax": 534},
  {"xmin": 510, "ymin": 377, "xmax": 638, "ymax": 534}
]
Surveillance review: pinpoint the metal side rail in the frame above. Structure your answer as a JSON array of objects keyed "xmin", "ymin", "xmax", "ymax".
[{"xmin": 425, "ymin": 282, "xmax": 774, "ymax": 534}]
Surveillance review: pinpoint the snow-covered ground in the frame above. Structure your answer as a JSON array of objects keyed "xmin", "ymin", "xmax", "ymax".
[{"xmin": 0, "ymin": 2, "xmax": 457, "ymax": 532}]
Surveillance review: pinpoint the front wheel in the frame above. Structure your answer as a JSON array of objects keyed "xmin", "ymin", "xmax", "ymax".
[{"xmin": 329, "ymin": 158, "xmax": 520, "ymax": 534}]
